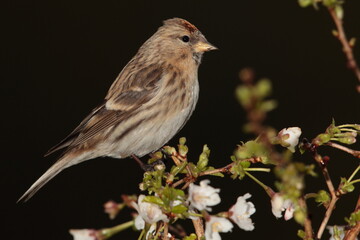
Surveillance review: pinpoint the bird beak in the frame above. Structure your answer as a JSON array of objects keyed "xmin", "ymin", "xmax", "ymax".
[{"xmin": 194, "ymin": 40, "xmax": 218, "ymax": 52}]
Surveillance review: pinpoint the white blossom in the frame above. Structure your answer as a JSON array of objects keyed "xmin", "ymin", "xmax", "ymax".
[
  {"xmin": 188, "ymin": 179, "xmax": 221, "ymax": 211},
  {"xmin": 229, "ymin": 193, "xmax": 256, "ymax": 231},
  {"xmin": 278, "ymin": 127, "xmax": 302, "ymax": 152},
  {"xmin": 69, "ymin": 229, "xmax": 98, "ymax": 240},
  {"xmin": 271, "ymin": 194, "xmax": 294, "ymax": 220},
  {"xmin": 327, "ymin": 225, "xmax": 358, "ymax": 240},
  {"xmin": 205, "ymin": 216, "xmax": 233, "ymax": 240},
  {"xmin": 131, "ymin": 195, "xmax": 168, "ymax": 230}
]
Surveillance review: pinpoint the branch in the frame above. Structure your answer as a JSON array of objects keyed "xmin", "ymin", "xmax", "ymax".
[
  {"xmin": 298, "ymin": 198, "xmax": 314, "ymax": 240},
  {"xmin": 192, "ymin": 218, "xmax": 205, "ymax": 240},
  {"xmin": 313, "ymin": 153, "xmax": 340, "ymax": 239},
  {"xmin": 344, "ymin": 195, "xmax": 360, "ymax": 240},
  {"xmin": 317, "ymin": 194, "xmax": 339, "ymax": 239},
  {"xmin": 328, "ymin": 7, "xmax": 360, "ymax": 92}
]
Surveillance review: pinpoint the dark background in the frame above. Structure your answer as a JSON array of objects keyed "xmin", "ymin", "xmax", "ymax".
[{"xmin": 3, "ymin": 0, "xmax": 360, "ymax": 239}]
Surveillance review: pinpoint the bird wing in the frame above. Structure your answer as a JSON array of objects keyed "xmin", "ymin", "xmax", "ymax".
[{"xmin": 45, "ymin": 61, "xmax": 165, "ymax": 156}]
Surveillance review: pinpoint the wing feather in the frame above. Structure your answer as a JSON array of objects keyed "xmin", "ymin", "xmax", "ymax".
[{"xmin": 45, "ymin": 60, "xmax": 164, "ymax": 156}]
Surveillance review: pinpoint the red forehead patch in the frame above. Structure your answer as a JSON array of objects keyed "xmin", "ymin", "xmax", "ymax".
[{"xmin": 180, "ymin": 19, "xmax": 198, "ymax": 33}]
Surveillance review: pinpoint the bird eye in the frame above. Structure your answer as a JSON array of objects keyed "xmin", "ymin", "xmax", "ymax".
[{"xmin": 181, "ymin": 35, "xmax": 190, "ymax": 43}]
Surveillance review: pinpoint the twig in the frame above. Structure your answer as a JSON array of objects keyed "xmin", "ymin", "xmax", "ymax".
[
  {"xmin": 192, "ymin": 218, "xmax": 205, "ymax": 240},
  {"xmin": 198, "ymin": 162, "xmax": 234, "ymax": 176},
  {"xmin": 326, "ymin": 142, "xmax": 360, "ymax": 158},
  {"xmin": 328, "ymin": 7, "xmax": 360, "ymax": 92},
  {"xmin": 298, "ymin": 198, "xmax": 314, "ymax": 239},
  {"xmin": 163, "ymin": 222, "xmax": 169, "ymax": 240},
  {"xmin": 314, "ymin": 153, "xmax": 340, "ymax": 239},
  {"xmin": 314, "ymin": 153, "xmax": 336, "ymax": 195},
  {"xmin": 317, "ymin": 195, "xmax": 339, "ymax": 239}
]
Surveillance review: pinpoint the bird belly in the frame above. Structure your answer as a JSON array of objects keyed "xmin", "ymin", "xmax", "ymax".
[{"xmin": 104, "ymin": 106, "xmax": 193, "ymax": 159}]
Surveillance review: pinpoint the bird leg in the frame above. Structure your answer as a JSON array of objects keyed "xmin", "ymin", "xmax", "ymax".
[{"xmin": 131, "ymin": 154, "xmax": 165, "ymax": 172}]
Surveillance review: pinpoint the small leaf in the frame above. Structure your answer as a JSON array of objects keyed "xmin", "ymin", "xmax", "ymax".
[
  {"xmin": 297, "ymin": 229, "xmax": 306, "ymax": 239},
  {"xmin": 255, "ymin": 78, "xmax": 272, "ymax": 98},
  {"xmin": 334, "ymin": 5, "xmax": 344, "ymax": 20},
  {"xmin": 182, "ymin": 233, "xmax": 197, "ymax": 240},
  {"xmin": 259, "ymin": 100, "xmax": 278, "ymax": 112},
  {"xmin": 172, "ymin": 204, "xmax": 188, "ymax": 214},
  {"xmin": 298, "ymin": 0, "xmax": 312, "ymax": 7},
  {"xmin": 179, "ymin": 137, "xmax": 186, "ymax": 145},
  {"xmin": 143, "ymin": 196, "xmax": 164, "ymax": 206},
  {"xmin": 236, "ymin": 86, "xmax": 252, "ymax": 107},
  {"xmin": 315, "ymin": 190, "xmax": 330, "ymax": 205},
  {"xmin": 197, "ymin": 144, "xmax": 210, "ymax": 171}
]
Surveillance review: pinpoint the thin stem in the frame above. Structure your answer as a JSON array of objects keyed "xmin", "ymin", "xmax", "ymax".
[
  {"xmin": 314, "ymin": 153, "xmax": 336, "ymax": 196},
  {"xmin": 326, "ymin": 142, "xmax": 360, "ymax": 158},
  {"xmin": 349, "ymin": 179, "xmax": 360, "ymax": 185},
  {"xmin": 137, "ymin": 228, "xmax": 145, "ymax": 240},
  {"xmin": 172, "ymin": 178, "xmax": 185, "ymax": 188},
  {"xmin": 101, "ymin": 220, "xmax": 135, "ymax": 239},
  {"xmin": 317, "ymin": 196, "xmax": 339, "ymax": 239},
  {"xmin": 348, "ymin": 165, "xmax": 360, "ymax": 182},
  {"xmin": 298, "ymin": 198, "xmax": 314, "ymax": 240},
  {"xmin": 163, "ymin": 222, "xmax": 169, "ymax": 240},
  {"xmin": 337, "ymin": 128, "xmax": 358, "ymax": 133},
  {"xmin": 244, "ymin": 171, "xmax": 269, "ymax": 191},
  {"xmin": 243, "ymin": 167, "xmax": 271, "ymax": 172},
  {"xmin": 328, "ymin": 7, "xmax": 360, "ymax": 92},
  {"xmin": 304, "ymin": 193, "xmax": 318, "ymax": 200},
  {"xmin": 338, "ymin": 124, "xmax": 357, "ymax": 129},
  {"xmin": 199, "ymin": 162, "xmax": 233, "ymax": 176},
  {"xmin": 314, "ymin": 152, "xmax": 339, "ymax": 239}
]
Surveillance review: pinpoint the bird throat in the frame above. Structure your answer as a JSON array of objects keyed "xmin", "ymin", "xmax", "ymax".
[{"xmin": 192, "ymin": 52, "xmax": 203, "ymax": 65}]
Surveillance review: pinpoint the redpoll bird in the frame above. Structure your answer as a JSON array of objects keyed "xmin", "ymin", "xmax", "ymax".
[{"xmin": 18, "ymin": 18, "xmax": 216, "ymax": 202}]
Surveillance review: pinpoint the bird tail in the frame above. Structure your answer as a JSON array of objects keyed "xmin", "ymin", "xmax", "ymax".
[{"xmin": 18, "ymin": 155, "xmax": 75, "ymax": 203}]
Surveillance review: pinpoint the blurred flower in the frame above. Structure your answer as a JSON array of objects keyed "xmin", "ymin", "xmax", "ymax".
[
  {"xmin": 271, "ymin": 194, "xmax": 294, "ymax": 220},
  {"xmin": 229, "ymin": 193, "xmax": 256, "ymax": 231},
  {"xmin": 278, "ymin": 127, "xmax": 302, "ymax": 152},
  {"xmin": 69, "ymin": 229, "xmax": 99, "ymax": 240},
  {"xmin": 104, "ymin": 200, "xmax": 123, "ymax": 220},
  {"xmin": 205, "ymin": 216, "xmax": 233, "ymax": 240},
  {"xmin": 188, "ymin": 179, "xmax": 221, "ymax": 211},
  {"xmin": 131, "ymin": 195, "xmax": 168, "ymax": 230},
  {"xmin": 327, "ymin": 225, "xmax": 348, "ymax": 240}
]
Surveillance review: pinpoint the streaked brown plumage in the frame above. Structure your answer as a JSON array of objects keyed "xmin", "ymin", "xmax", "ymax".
[{"xmin": 19, "ymin": 18, "xmax": 216, "ymax": 202}]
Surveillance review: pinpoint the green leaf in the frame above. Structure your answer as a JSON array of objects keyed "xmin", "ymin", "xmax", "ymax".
[
  {"xmin": 172, "ymin": 204, "xmax": 188, "ymax": 214},
  {"xmin": 297, "ymin": 229, "xmax": 306, "ymax": 239},
  {"xmin": 236, "ymin": 85, "xmax": 252, "ymax": 107},
  {"xmin": 197, "ymin": 144, "xmax": 210, "ymax": 171},
  {"xmin": 234, "ymin": 140, "xmax": 269, "ymax": 162},
  {"xmin": 240, "ymin": 161, "xmax": 251, "ymax": 169},
  {"xmin": 345, "ymin": 210, "xmax": 360, "ymax": 226},
  {"xmin": 183, "ymin": 233, "xmax": 197, "ymax": 240},
  {"xmin": 143, "ymin": 196, "xmax": 164, "ymax": 206},
  {"xmin": 170, "ymin": 161, "xmax": 188, "ymax": 176},
  {"xmin": 298, "ymin": 0, "xmax": 312, "ymax": 7},
  {"xmin": 315, "ymin": 190, "xmax": 330, "ymax": 204},
  {"xmin": 341, "ymin": 177, "xmax": 355, "ymax": 193},
  {"xmin": 255, "ymin": 78, "xmax": 272, "ymax": 98},
  {"xmin": 259, "ymin": 100, "xmax": 278, "ymax": 112},
  {"xmin": 179, "ymin": 137, "xmax": 186, "ymax": 145}
]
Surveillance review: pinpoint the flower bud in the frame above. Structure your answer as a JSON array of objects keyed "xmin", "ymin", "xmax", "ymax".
[{"xmin": 278, "ymin": 127, "xmax": 302, "ymax": 152}]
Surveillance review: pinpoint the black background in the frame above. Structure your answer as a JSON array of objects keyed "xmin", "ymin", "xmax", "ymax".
[{"xmin": 3, "ymin": 0, "xmax": 360, "ymax": 239}]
